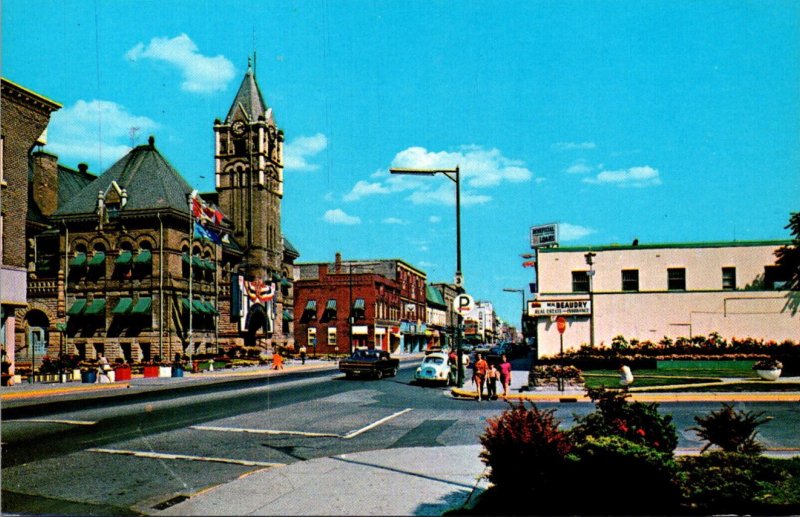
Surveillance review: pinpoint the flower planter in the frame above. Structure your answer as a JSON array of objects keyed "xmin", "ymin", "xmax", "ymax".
[
  {"xmin": 158, "ymin": 366, "xmax": 172, "ymax": 378},
  {"xmin": 72, "ymin": 369, "xmax": 82, "ymax": 381},
  {"xmin": 81, "ymin": 370, "xmax": 97, "ymax": 383},
  {"xmin": 756, "ymin": 368, "xmax": 781, "ymax": 381},
  {"xmin": 171, "ymin": 366, "xmax": 184, "ymax": 378},
  {"xmin": 114, "ymin": 366, "xmax": 132, "ymax": 381},
  {"xmin": 143, "ymin": 365, "xmax": 160, "ymax": 378}
]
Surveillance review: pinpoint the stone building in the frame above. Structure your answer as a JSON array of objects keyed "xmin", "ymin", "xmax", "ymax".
[
  {"xmin": 1, "ymin": 78, "xmax": 61, "ymax": 377},
  {"xmin": 293, "ymin": 254, "xmax": 427, "ymax": 355},
  {"xmin": 15, "ymin": 63, "xmax": 298, "ymax": 367}
]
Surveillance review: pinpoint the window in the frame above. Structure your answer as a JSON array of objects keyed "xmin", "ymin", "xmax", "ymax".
[
  {"xmin": 764, "ymin": 265, "xmax": 791, "ymax": 290},
  {"xmin": 722, "ymin": 267, "xmax": 736, "ymax": 290},
  {"xmin": 572, "ymin": 271, "xmax": 590, "ymax": 292},
  {"xmin": 328, "ymin": 327, "xmax": 337, "ymax": 348},
  {"xmin": 307, "ymin": 328, "xmax": 317, "ymax": 348},
  {"xmin": 621, "ymin": 269, "xmax": 639, "ymax": 292},
  {"xmin": 667, "ymin": 268, "xmax": 686, "ymax": 291}
]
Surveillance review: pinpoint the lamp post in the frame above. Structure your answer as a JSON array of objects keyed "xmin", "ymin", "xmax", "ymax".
[
  {"xmin": 584, "ymin": 252, "xmax": 596, "ymax": 347},
  {"xmin": 390, "ymin": 166, "xmax": 463, "ymax": 386},
  {"xmin": 502, "ymin": 288, "xmax": 525, "ymax": 342}
]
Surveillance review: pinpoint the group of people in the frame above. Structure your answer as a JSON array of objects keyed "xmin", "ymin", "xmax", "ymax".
[{"xmin": 470, "ymin": 353, "xmax": 512, "ymax": 401}]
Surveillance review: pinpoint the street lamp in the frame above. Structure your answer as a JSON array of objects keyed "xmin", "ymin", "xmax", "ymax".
[
  {"xmin": 584, "ymin": 252, "xmax": 596, "ymax": 347},
  {"xmin": 390, "ymin": 166, "xmax": 464, "ymax": 386},
  {"xmin": 502, "ymin": 288, "xmax": 525, "ymax": 341}
]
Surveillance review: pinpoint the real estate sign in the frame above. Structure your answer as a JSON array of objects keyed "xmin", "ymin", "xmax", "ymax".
[{"xmin": 528, "ymin": 298, "xmax": 591, "ymax": 316}]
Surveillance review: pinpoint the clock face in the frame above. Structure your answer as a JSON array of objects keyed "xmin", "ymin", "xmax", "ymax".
[{"xmin": 232, "ymin": 121, "xmax": 246, "ymax": 136}]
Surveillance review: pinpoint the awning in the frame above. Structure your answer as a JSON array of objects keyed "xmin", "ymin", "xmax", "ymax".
[
  {"xmin": 281, "ymin": 277, "xmax": 291, "ymax": 288},
  {"xmin": 272, "ymin": 272, "xmax": 282, "ymax": 282},
  {"xmin": 112, "ymin": 297, "xmax": 133, "ymax": 315},
  {"xmin": 69, "ymin": 253, "xmax": 87, "ymax": 267},
  {"xmin": 131, "ymin": 297, "xmax": 152, "ymax": 315},
  {"xmin": 87, "ymin": 252, "xmax": 106, "ymax": 267},
  {"xmin": 283, "ymin": 309, "xmax": 294, "ymax": 321},
  {"xmin": 325, "ymin": 299, "xmax": 337, "ymax": 311},
  {"xmin": 67, "ymin": 298, "xmax": 87, "ymax": 316},
  {"xmin": 202, "ymin": 259, "xmax": 216, "ymax": 271},
  {"xmin": 203, "ymin": 301, "xmax": 219, "ymax": 315},
  {"xmin": 181, "ymin": 298, "xmax": 206, "ymax": 314},
  {"xmin": 84, "ymin": 298, "xmax": 106, "ymax": 316},
  {"xmin": 133, "ymin": 249, "xmax": 152, "ymax": 265},
  {"xmin": 193, "ymin": 299, "xmax": 211, "ymax": 314},
  {"xmin": 353, "ymin": 298, "xmax": 365, "ymax": 310},
  {"xmin": 115, "ymin": 251, "xmax": 133, "ymax": 265},
  {"xmin": 304, "ymin": 300, "xmax": 317, "ymax": 312}
]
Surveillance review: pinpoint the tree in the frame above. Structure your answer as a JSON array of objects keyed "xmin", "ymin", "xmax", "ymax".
[{"xmin": 775, "ymin": 211, "xmax": 800, "ymax": 314}]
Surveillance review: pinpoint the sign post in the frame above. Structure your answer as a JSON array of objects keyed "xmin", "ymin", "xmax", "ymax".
[
  {"xmin": 452, "ymin": 293, "xmax": 475, "ymax": 387},
  {"xmin": 556, "ymin": 316, "xmax": 566, "ymax": 391}
]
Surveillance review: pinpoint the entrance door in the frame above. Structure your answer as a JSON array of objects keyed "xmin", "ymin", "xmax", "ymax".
[{"xmin": 30, "ymin": 327, "xmax": 47, "ymax": 358}]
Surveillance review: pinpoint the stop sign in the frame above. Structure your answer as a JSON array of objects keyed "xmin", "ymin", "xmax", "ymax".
[{"xmin": 556, "ymin": 316, "xmax": 567, "ymax": 334}]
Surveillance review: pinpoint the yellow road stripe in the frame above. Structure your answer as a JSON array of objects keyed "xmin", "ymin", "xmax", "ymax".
[
  {"xmin": 9, "ymin": 418, "xmax": 97, "ymax": 426},
  {"xmin": 0, "ymin": 383, "xmax": 130, "ymax": 400}
]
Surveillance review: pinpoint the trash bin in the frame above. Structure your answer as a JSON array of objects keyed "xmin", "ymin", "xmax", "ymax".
[
  {"xmin": 81, "ymin": 370, "xmax": 97, "ymax": 383},
  {"xmin": 114, "ymin": 366, "xmax": 132, "ymax": 381},
  {"xmin": 172, "ymin": 366, "xmax": 184, "ymax": 378}
]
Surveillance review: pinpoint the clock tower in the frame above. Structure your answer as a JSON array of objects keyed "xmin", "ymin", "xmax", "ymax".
[{"xmin": 214, "ymin": 60, "xmax": 284, "ymax": 280}]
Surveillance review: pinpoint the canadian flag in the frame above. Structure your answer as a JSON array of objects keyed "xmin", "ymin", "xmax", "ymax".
[{"xmin": 190, "ymin": 190, "xmax": 224, "ymax": 225}]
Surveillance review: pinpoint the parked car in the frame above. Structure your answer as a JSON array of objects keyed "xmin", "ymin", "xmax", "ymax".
[
  {"xmin": 414, "ymin": 352, "xmax": 454, "ymax": 385},
  {"xmin": 338, "ymin": 349, "xmax": 399, "ymax": 379}
]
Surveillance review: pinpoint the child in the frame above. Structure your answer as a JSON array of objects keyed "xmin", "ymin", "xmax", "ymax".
[{"xmin": 486, "ymin": 363, "xmax": 499, "ymax": 400}]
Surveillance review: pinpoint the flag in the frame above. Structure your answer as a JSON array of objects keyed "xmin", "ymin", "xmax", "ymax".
[
  {"xmin": 194, "ymin": 221, "xmax": 222, "ymax": 244},
  {"xmin": 522, "ymin": 260, "xmax": 536, "ymax": 268},
  {"xmin": 190, "ymin": 190, "xmax": 224, "ymax": 225}
]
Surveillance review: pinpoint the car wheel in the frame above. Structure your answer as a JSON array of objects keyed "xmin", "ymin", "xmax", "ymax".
[
  {"xmin": 375, "ymin": 370, "xmax": 383, "ymax": 380},
  {"xmin": 390, "ymin": 368, "xmax": 398, "ymax": 377}
]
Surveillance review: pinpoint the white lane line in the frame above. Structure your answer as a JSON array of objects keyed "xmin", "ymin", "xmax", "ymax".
[
  {"xmin": 9, "ymin": 418, "xmax": 97, "ymax": 426},
  {"xmin": 191, "ymin": 426, "xmax": 340, "ymax": 438},
  {"xmin": 342, "ymin": 408, "xmax": 413, "ymax": 439},
  {"xmin": 190, "ymin": 408, "xmax": 414, "ymax": 441},
  {"xmin": 88, "ymin": 448, "xmax": 285, "ymax": 467}
]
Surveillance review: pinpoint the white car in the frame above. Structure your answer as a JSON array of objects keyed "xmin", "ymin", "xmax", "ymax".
[{"xmin": 414, "ymin": 352, "xmax": 453, "ymax": 385}]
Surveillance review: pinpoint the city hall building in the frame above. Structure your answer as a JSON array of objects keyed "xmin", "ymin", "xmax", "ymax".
[{"xmin": 531, "ymin": 240, "xmax": 797, "ymax": 358}]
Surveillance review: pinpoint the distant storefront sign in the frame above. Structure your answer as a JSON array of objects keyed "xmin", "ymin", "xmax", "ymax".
[
  {"xmin": 530, "ymin": 223, "xmax": 559, "ymax": 248},
  {"xmin": 528, "ymin": 299, "xmax": 591, "ymax": 317}
]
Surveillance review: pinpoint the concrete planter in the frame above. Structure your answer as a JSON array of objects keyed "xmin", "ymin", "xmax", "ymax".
[
  {"xmin": 72, "ymin": 369, "xmax": 82, "ymax": 381},
  {"xmin": 158, "ymin": 366, "xmax": 172, "ymax": 378},
  {"xmin": 143, "ymin": 365, "xmax": 160, "ymax": 378},
  {"xmin": 756, "ymin": 368, "xmax": 781, "ymax": 381}
]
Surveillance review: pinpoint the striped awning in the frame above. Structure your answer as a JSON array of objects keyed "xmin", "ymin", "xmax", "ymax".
[
  {"xmin": 204, "ymin": 301, "xmax": 219, "ymax": 315},
  {"xmin": 353, "ymin": 298, "xmax": 366, "ymax": 310},
  {"xmin": 84, "ymin": 299, "xmax": 106, "ymax": 316},
  {"xmin": 115, "ymin": 251, "xmax": 133, "ymax": 265},
  {"xmin": 325, "ymin": 299, "xmax": 337, "ymax": 311},
  {"xmin": 283, "ymin": 310, "xmax": 294, "ymax": 321},
  {"xmin": 67, "ymin": 298, "xmax": 87, "ymax": 316},
  {"xmin": 131, "ymin": 297, "xmax": 152, "ymax": 315},
  {"xmin": 87, "ymin": 252, "xmax": 106, "ymax": 267},
  {"xmin": 69, "ymin": 253, "xmax": 87, "ymax": 267},
  {"xmin": 133, "ymin": 249, "xmax": 152, "ymax": 265},
  {"xmin": 304, "ymin": 300, "xmax": 317, "ymax": 312}
]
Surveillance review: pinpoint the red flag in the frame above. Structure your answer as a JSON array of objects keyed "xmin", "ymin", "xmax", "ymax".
[{"xmin": 522, "ymin": 260, "xmax": 536, "ymax": 268}]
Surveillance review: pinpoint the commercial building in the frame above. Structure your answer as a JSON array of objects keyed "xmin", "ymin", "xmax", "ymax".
[
  {"xmin": 293, "ymin": 254, "xmax": 427, "ymax": 355},
  {"xmin": 531, "ymin": 240, "xmax": 797, "ymax": 358}
]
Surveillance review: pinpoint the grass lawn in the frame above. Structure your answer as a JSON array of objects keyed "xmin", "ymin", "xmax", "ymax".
[
  {"xmin": 583, "ymin": 371, "xmax": 722, "ymax": 389},
  {"xmin": 581, "ymin": 360, "xmax": 766, "ymax": 389}
]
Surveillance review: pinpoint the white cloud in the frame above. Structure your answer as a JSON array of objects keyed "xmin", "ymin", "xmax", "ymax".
[
  {"xmin": 583, "ymin": 166, "xmax": 661, "ymax": 187},
  {"xmin": 552, "ymin": 141, "xmax": 597, "ymax": 151},
  {"xmin": 565, "ymin": 160, "xmax": 593, "ymax": 174},
  {"xmin": 46, "ymin": 99, "xmax": 159, "ymax": 167},
  {"xmin": 382, "ymin": 217, "xmax": 406, "ymax": 225},
  {"xmin": 283, "ymin": 133, "xmax": 328, "ymax": 171},
  {"xmin": 559, "ymin": 223, "xmax": 596, "ymax": 241},
  {"xmin": 408, "ymin": 184, "xmax": 491, "ymax": 206},
  {"xmin": 344, "ymin": 180, "xmax": 390, "ymax": 201},
  {"xmin": 323, "ymin": 208, "xmax": 361, "ymax": 225},
  {"xmin": 429, "ymin": 215, "xmax": 441, "ymax": 224},
  {"xmin": 126, "ymin": 34, "xmax": 235, "ymax": 94}
]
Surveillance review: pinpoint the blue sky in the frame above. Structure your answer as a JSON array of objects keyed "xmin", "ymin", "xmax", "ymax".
[{"xmin": 3, "ymin": 1, "xmax": 799, "ymax": 324}]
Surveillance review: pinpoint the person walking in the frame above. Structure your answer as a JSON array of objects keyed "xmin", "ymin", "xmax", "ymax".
[
  {"xmin": 299, "ymin": 344, "xmax": 307, "ymax": 365},
  {"xmin": 272, "ymin": 350, "xmax": 284, "ymax": 370},
  {"xmin": 486, "ymin": 363, "xmax": 499, "ymax": 400},
  {"xmin": 97, "ymin": 353, "xmax": 111, "ymax": 383},
  {"xmin": 472, "ymin": 353, "xmax": 488, "ymax": 401},
  {"xmin": 499, "ymin": 354, "xmax": 512, "ymax": 397}
]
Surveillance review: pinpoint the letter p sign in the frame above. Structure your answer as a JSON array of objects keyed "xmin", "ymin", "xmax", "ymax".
[{"xmin": 452, "ymin": 293, "xmax": 475, "ymax": 315}]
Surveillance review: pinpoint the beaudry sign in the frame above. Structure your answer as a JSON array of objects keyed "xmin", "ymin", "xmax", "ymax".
[
  {"xmin": 530, "ymin": 223, "xmax": 559, "ymax": 248},
  {"xmin": 528, "ymin": 299, "xmax": 591, "ymax": 316}
]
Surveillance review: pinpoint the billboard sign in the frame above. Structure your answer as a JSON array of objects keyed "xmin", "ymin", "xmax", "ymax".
[
  {"xmin": 530, "ymin": 223, "xmax": 559, "ymax": 248},
  {"xmin": 528, "ymin": 298, "xmax": 591, "ymax": 317}
]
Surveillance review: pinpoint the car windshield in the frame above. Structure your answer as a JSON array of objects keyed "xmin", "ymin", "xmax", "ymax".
[{"xmin": 423, "ymin": 357, "xmax": 444, "ymax": 365}]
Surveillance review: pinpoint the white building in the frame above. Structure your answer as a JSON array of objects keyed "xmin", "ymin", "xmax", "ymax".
[{"xmin": 530, "ymin": 240, "xmax": 797, "ymax": 358}]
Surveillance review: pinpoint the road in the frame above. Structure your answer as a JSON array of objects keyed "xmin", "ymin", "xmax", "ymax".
[{"xmin": 2, "ymin": 362, "xmax": 799, "ymax": 516}]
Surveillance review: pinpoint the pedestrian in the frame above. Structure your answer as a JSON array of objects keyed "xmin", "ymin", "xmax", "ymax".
[
  {"xmin": 97, "ymin": 353, "xmax": 111, "ymax": 383},
  {"xmin": 299, "ymin": 344, "xmax": 307, "ymax": 365},
  {"xmin": 272, "ymin": 350, "xmax": 284, "ymax": 370},
  {"xmin": 472, "ymin": 353, "xmax": 488, "ymax": 401},
  {"xmin": 619, "ymin": 363, "xmax": 634, "ymax": 391},
  {"xmin": 499, "ymin": 354, "xmax": 512, "ymax": 397},
  {"xmin": 486, "ymin": 363, "xmax": 499, "ymax": 400}
]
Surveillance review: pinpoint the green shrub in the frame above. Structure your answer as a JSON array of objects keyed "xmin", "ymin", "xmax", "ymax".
[
  {"xmin": 679, "ymin": 451, "xmax": 791, "ymax": 513},
  {"xmin": 568, "ymin": 435, "xmax": 682, "ymax": 514},
  {"xmin": 570, "ymin": 387, "xmax": 679, "ymax": 454},
  {"xmin": 689, "ymin": 403, "xmax": 771, "ymax": 454},
  {"xmin": 479, "ymin": 401, "xmax": 572, "ymax": 490}
]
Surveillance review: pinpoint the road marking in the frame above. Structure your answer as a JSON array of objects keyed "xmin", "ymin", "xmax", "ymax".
[
  {"xmin": 191, "ymin": 426, "xmax": 340, "ymax": 438},
  {"xmin": 88, "ymin": 448, "xmax": 284, "ymax": 467},
  {"xmin": 9, "ymin": 418, "xmax": 97, "ymax": 426},
  {"xmin": 343, "ymin": 408, "xmax": 413, "ymax": 439},
  {"xmin": 191, "ymin": 408, "xmax": 414, "ymax": 440}
]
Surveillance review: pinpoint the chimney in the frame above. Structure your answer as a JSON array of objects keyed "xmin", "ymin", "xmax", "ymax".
[
  {"xmin": 77, "ymin": 163, "xmax": 89, "ymax": 174},
  {"xmin": 31, "ymin": 151, "xmax": 59, "ymax": 217},
  {"xmin": 335, "ymin": 252, "xmax": 342, "ymax": 273}
]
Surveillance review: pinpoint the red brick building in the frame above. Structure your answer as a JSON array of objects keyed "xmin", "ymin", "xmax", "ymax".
[{"xmin": 293, "ymin": 254, "xmax": 428, "ymax": 355}]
